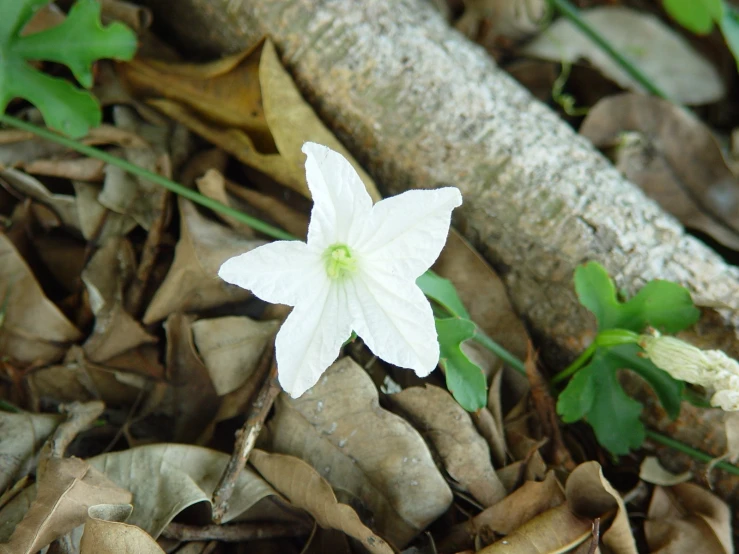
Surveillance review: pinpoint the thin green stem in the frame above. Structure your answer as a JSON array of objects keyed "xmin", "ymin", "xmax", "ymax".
[
  {"xmin": 547, "ymin": 0, "xmax": 671, "ymax": 100},
  {"xmin": 551, "ymin": 342, "xmax": 596, "ymax": 384},
  {"xmin": 646, "ymin": 429, "xmax": 739, "ymax": 477},
  {"xmin": 0, "ymin": 114, "xmax": 296, "ymax": 241},
  {"xmin": 471, "ymin": 328, "xmax": 527, "ymax": 376}
]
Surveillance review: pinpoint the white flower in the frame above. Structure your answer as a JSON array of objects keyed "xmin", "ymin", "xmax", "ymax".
[{"xmin": 218, "ymin": 142, "xmax": 462, "ymax": 397}]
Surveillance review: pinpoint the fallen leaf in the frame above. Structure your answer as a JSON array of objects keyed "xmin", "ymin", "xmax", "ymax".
[
  {"xmin": 580, "ymin": 93, "xmax": 739, "ymax": 250},
  {"xmin": 73, "ymin": 181, "xmax": 138, "ymax": 242},
  {"xmin": 191, "ymin": 316, "xmax": 278, "ymax": 396},
  {"xmin": 0, "ymin": 457, "xmax": 132, "ymax": 554},
  {"xmin": 80, "ymin": 504, "xmax": 165, "ymax": 554},
  {"xmin": 639, "ymin": 456, "xmax": 693, "ymax": 486},
  {"xmin": 0, "ymin": 233, "xmax": 82, "ymax": 365},
  {"xmin": 265, "ymin": 357, "xmax": 453, "ymax": 547},
  {"xmin": 0, "ymin": 168, "xmax": 79, "ymax": 231},
  {"xmin": 565, "ymin": 461, "xmax": 637, "ymax": 554},
  {"xmin": 0, "ymin": 412, "xmax": 60, "ymax": 491},
  {"xmin": 523, "ymin": 6, "xmax": 725, "ymax": 104},
  {"xmin": 195, "ymin": 169, "xmax": 255, "ymax": 236},
  {"xmin": 390, "ymin": 384, "xmax": 506, "ymax": 507},
  {"xmin": 143, "ymin": 199, "xmax": 262, "ymax": 324},
  {"xmin": 250, "ymin": 449, "xmax": 393, "ymax": 554},
  {"xmin": 88, "ymin": 443, "xmax": 295, "ymax": 538},
  {"xmin": 646, "ymin": 483, "xmax": 732, "ymax": 554},
  {"xmin": 23, "ymin": 156, "xmax": 107, "ymax": 182}
]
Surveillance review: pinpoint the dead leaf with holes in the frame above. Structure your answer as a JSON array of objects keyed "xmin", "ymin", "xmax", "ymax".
[
  {"xmin": 250, "ymin": 449, "xmax": 393, "ymax": 554},
  {"xmin": 0, "ymin": 234, "xmax": 82, "ymax": 365},
  {"xmin": 264, "ymin": 357, "xmax": 453, "ymax": 548},
  {"xmin": 143, "ymin": 199, "xmax": 262, "ymax": 323},
  {"xmin": 390, "ymin": 384, "xmax": 506, "ymax": 507},
  {"xmin": 646, "ymin": 483, "xmax": 732, "ymax": 553},
  {"xmin": 580, "ymin": 93, "xmax": 739, "ymax": 250},
  {"xmin": 0, "ymin": 457, "xmax": 132, "ymax": 554},
  {"xmin": 523, "ymin": 6, "xmax": 724, "ymax": 105}
]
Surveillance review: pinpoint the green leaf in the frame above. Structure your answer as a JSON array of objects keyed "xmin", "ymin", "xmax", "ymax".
[
  {"xmin": 0, "ymin": 0, "xmax": 137, "ymax": 138},
  {"xmin": 574, "ymin": 261, "xmax": 699, "ymax": 333},
  {"xmin": 663, "ymin": 0, "xmax": 722, "ymax": 34},
  {"xmin": 557, "ymin": 351, "xmax": 645, "ymax": 455},
  {"xmin": 436, "ymin": 317, "xmax": 487, "ymax": 411},
  {"xmin": 720, "ymin": 4, "xmax": 739, "ymax": 71},
  {"xmin": 417, "ymin": 270, "xmax": 470, "ymax": 319}
]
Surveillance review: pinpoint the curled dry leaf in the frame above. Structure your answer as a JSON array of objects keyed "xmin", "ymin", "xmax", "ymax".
[
  {"xmin": 250, "ymin": 449, "xmax": 393, "ymax": 554},
  {"xmin": 88, "ymin": 444, "xmax": 296, "ymax": 538},
  {"xmin": 195, "ymin": 169, "xmax": 255, "ymax": 237},
  {"xmin": 192, "ymin": 315, "xmax": 278, "ymax": 396},
  {"xmin": 390, "ymin": 384, "xmax": 506, "ymax": 507},
  {"xmin": 0, "ymin": 412, "xmax": 60, "ymax": 492},
  {"xmin": 0, "ymin": 168, "xmax": 79, "ymax": 231},
  {"xmin": 565, "ymin": 461, "xmax": 637, "ymax": 554},
  {"xmin": 580, "ymin": 93, "xmax": 739, "ymax": 251},
  {"xmin": 0, "ymin": 457, "xmax": 132, "ymax": 554},
  {"xmin": 143, "ymin": 199, "xmax": 262, "ymax": 324},
  {"xmin": 646, "ymin": 483, "xmax": 732, "ymax": 554},
  {"xmin": 73, "ymin": 181, "xmax": 138, "ymax": 243},
  {"xmin": 639, "ymin": 456, "xmax": 693, "ymax": 487},
  {"xmin": 0, "ymin": 233, "xmax": 82, "ymax": 365},
  {"xmin": 265, "ymin": 357, "xmax": 453, "ymax": 547},
  {"xmin": 523, "ymin": 6, "xmax": 725, "ymax": 104},
  {"xmin": 80, "ymin": 504, "xmax": 165, "ymax": 554}
]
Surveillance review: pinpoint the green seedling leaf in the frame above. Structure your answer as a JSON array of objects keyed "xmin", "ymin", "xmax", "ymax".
[
  {"xmin": 0, "ymin": 0, "xmax": 137, "ymax": 138},
  {"xmin": 417, "ymin": 270, "xmax": 470, "ymax": 319},
  {"xmin": 662, "ymin": 0, "xmax": 722, "ymax": 34},
  {"xmin": 575, "ymin": 261, "xmax": 700, "ymax": 333},
  {"xmin": 436, "ymin": 317, "xmax": 487, "ymax": 412}
]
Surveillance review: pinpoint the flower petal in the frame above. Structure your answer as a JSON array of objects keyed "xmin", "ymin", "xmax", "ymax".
[
  {"xmin": 357, "ymin": 187, "xmax": 462, "ymax": 279},
  {"xmin": 218, "ymin": 240, "xmax": 324, "ymax": 306},
  {"xmin": 348, "ymin": 270, "xmax": 439, "ymax": 376},
  {"xmin": 276, "ymin": 280, "xmax": 352, "ymax": 397},
  {"xmin": 302, "ymin": 142, "xmax": 373, "ymax": 249}
]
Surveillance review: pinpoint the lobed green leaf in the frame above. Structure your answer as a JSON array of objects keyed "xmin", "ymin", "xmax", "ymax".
[{"xmin": 436, "ymin": 317, "xmax": 487, "ymax": 412}]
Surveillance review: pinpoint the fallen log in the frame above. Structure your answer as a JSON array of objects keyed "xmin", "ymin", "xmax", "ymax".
[{"xmin": 141, "ymin": 0, "xmax": 739, "ymax": 500}]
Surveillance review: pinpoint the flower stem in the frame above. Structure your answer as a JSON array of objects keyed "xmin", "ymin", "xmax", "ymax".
[
  {"xmin": 0, "ymin": 114, "xmax": 296, "ymax": 241},
  {"xmin": 551, "ymin": 342, "xmax": 596, "ymax": 384},
  {"xmin": 645, "ymin": 429, "xmax": 739, "ymax": 477},
  {"xmin": 547, "ymin": 0, "xmax": 670, "ymax": 100},
  {"xmin": 471, "ymin": 328, "xmax": 527, "ymax": 376}
]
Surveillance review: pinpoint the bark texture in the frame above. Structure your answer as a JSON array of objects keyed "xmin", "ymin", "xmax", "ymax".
[{"xmin": 141, "ymin": 0, "xmax": 739, "ymax": 500}]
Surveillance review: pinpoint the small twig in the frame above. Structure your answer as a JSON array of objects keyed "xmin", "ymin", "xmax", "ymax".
[
  {"xmin": 587, "ymin": 517, "xmax": 600, "ymax": 554},
  {"xmin": 38, "ymin": 401, "xmax": 105, "ymax": 479},
  {"xmin": 162, "ymin": 521, "xmax": 311, "ymax": 542},
  {"xmin": 211, "ymin": 360, "xmax": 281, "ymax": 523}
]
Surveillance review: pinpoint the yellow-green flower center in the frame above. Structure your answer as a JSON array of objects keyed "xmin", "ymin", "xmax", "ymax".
[{"xmin": 324, "ymin": 244, "xmax": 357, "ymax": 280}]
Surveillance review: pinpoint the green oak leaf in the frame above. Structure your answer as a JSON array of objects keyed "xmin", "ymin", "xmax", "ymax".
[
  {"xmin": 574, "ymin": 261, "xmax": 700, "ymax": 334},
  {"xmin": 436, "ymin": 317, "xmax": 487, "ymax": 411},
  {"xmin": 0, "ymin": 0, "xmax": 137, "ymax": 138},
  {"xmin": 417, "ymin": 270, "xmax": 470, "ymax": 319}
]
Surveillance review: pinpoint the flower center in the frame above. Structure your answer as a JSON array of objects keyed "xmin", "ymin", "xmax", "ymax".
[{"xmin": 324, "ymin": 244, "xmax": 358, "ymax": 280}]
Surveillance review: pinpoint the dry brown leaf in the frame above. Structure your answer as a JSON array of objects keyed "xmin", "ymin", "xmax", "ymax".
[
  {"xmin": 639, "ymin": 456, "xmax": 693, "ymax": 486},
  {"xmin": 476, "ymin": 504, "xmax": 592, "ymax": 553},
  {"xmin": 434, "ymin": 230, "xmax": 529, "ymax": 363},
  {"xmin": 646, "ymin": 483, "xmax": 732, "ymax": 554},
  {"xmin": 0, "ymin": 168, "xmax": 79, "ymax": 230},
  {"xmin": 250, "ymin": 449, "xmax": 393, "ymax": 554},
  {"xmin": 565, "ymin": 461, "xmax": 637, "ymax": 554},
  {"xmin": 0, "ymin": 233, "xmax": 82, "ymax": 365},
  {"xmin": 265, "ymin": 357, "xmax": 453, "ymax": 547},
  {"xmin": 523, "ymin": 7, "xmax": 724, "ymax": 104},
  {"xmin": 259, "ymin": 39, "xmax": 382, "ymax": 201},
  {"xmin": 456, "ymin": 0, "xmax": 548, "ymax": 42},
  {"xmin": 195, "ymin": 169, "xmax": 255, "ymax": 236},
  {"xmin": 143, "ymin": 199, "xmax": 261, "ymax": 324},
  {"xmin": 161, "ymin": 313, "xmax": 220, "ymax": 443},
  {"xmin": 88, "ymin": 444, "xmax": 297, "ymax": 538},
  {"xmin": 581, "ymin": 93, "xmax": 739, "ymax": 250},
  {"xmin": 73, "ymin": 181, "xmax": 138, "ymax": 242},
  {"xmin": 225, "ymin": 179, "xmax": 310, "ymax": 238},
  {"xmin": 0, "ymin": 457, "xmax": 132, "ymax": 554},
  {"xmin": 390, "ymin": 384, "xmax": 506, "ymax": 507},
  {"xmin": 23, "ymin": 157, "xmax": 106, "ymax": 182},
  {"xmin": 100, "ymin": 0, "xmax": 153, "ymax": 34},
  {"xmin": 0, "ymin": 412, "xmax": 60, "ymax": 491},
  {"xmin": 191, "ymin": 316, "xmax": 278, "ymax": 395},
  {"xmin": 80, "ymin": 504, "xmax": 164, "ymax": 554}
]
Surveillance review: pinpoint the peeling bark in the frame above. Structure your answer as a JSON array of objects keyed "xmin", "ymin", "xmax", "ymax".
[{"xmin": 140, "ymin": 0, "xmax": 739, "ymax": 503}]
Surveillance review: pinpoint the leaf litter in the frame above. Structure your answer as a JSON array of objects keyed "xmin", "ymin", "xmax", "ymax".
[{"xmin": 0, "ymin": 3, "xmax": 737, "ymax": 553}]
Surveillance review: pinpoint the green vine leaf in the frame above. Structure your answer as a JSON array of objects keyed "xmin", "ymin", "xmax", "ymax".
[
  {"xmin": 417, "ymin": 270, "xmax": 470, "ymax": 319},
  {"xmin": 436, "ymin": 317, "xmax": 487, "ymax": 412},
  {"xmin": 0, "ymin": 0, "xmax": 137, "ymax": 138}
]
